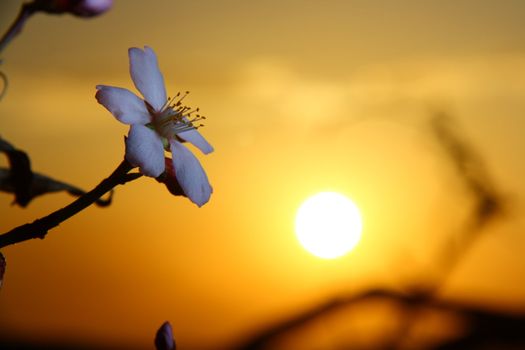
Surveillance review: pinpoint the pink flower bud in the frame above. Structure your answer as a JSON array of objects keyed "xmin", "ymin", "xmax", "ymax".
[
  {"xmin": 154, "ymin": 321, "xmax": 175, "ymax": 350},
  {"xmin": 70, "ymin": 0, "xmax": 113, "ymax": 17},
  {"xmin": 32, "ymin": 0, "xmax": 112, "ymax": 18}
]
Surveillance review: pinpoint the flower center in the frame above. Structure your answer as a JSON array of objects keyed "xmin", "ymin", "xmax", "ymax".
[{"xmin": 149, "ymin": 91, "xmax": 206, "ymax": 139}]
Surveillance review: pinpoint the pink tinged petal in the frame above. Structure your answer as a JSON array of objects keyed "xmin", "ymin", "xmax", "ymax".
[
  {"xmin": 177, "ymin": 129, "xmax": 214, "ymax": 154},
  {"xmin": 95, "ymin": 85, "xmax": 151, "ymax": 125},
  {"xmin": 72, "ymin": 0, "xmax": 113, "ymax": 17},
  {"xmin": 126, "ymin": 124, "xmax": 165, "ymax": 177},
  {"xmin": 169, "ymin": 140, "xmax": 212, "ymax": 207},
  {"xmin": 129, "ymin": 46, "xmax": 167, "ymax": 112}
]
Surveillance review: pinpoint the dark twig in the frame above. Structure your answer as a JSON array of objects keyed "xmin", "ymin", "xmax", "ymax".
[
  {"xmin": 0, "ymin": 2, "xmax": 37, "ymax": 54},
  {"xmin": 0, "ymin": 159, "xmax": 140, "ymax": 249},
  {"xmin": 0, "ymin": 70, "xmax": 7, "ymax": 100},
  {"xmin": 0, "ymin": 136, "xmax": 119, "ymax": 207},
  {"xmin": 236, "ymin": 289, "xmax": 525, "ymax": 350},
  {"xmin": 387, "ymin": 114, "xmax": 507, "ymax": 350},
  {"xmin": 0, "ymin": 136, "xmax": 33, "ymax": 205},
  {"xmin": 428, "ymin": 113, "xmax": 504, "ymax": 291},
  {"xmin": 0, "ymin": 167, "xmax": 117, "ymax": 207}
]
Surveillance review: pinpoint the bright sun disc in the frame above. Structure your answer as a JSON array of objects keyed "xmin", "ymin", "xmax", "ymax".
[{"xmin": 295, "ymin": 192, "xmax": 362, "ymax": 259}]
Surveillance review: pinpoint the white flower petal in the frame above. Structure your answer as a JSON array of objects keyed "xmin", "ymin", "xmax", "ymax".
[
  {"xmin": 177, "ymin": 129, "xmax": 214, "ymax": 154},
  {"xmin": 128, "ymin": 46, "xmax": 167, "ymax": 112},
  {"xmin": 126, "ymin": 124, "xmax": 165, "ymax": 177},
  {"xmin": 95, "ymin": 85, "xmax": 151, "ymax": 125},
  {"xmin": 169, "ymin": 140, "xmax": 212, "ymax": 207}
]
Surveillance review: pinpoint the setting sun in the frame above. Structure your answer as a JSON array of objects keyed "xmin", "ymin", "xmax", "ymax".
[{"xmin": 295, "ymin": 192, "xmax": 363, "ymax": 259}]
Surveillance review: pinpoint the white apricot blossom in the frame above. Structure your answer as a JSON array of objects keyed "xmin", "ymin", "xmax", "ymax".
[{"xmin": 96, "ymin": 46, "xmax": 213, "ymax": 206}]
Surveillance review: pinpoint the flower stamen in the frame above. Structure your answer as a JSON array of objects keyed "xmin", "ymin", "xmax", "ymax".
[{"xmin": 152, "ymin": 91, "xmax": 207, "ymax": 138}]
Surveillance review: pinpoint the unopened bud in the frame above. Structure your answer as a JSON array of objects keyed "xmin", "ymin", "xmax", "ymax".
[
  {"xmin": 154, "ymin": 321, "xmax": 175, "ymax": 350},
  {"xmin": 70, "ymin": 0, "xmax": 113, "ymax": 17},
  {"xmin": 32, "ymin": 0, "xmax": 113, "ymax": 18}
]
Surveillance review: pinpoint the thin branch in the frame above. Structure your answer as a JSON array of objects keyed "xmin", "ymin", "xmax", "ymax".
[
  {"xmin": 0, "ymin": 159, "xmax": 140, "ymax": 249},
  {"xmin": 0, "ymin": 2, "xmax": 37, "ymax": 54},
  {"xmin": 0, "ymin": 70, "xmax": 7, "ymax": 100},
  {"xmin": 427, "ymin": 114, "xmax": 505, "ymax": 292},
  {"xmin": 235, "ymin": 288, "xmax": 525, "ymax": 350}
]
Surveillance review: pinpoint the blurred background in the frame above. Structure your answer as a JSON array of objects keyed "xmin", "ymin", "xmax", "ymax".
[{"xmin": 1, "ymin": 0, "xmax": 525, "ymax": 348}]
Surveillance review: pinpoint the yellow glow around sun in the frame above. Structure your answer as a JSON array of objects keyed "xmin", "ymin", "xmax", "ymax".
[{"xmin": 295, "ymin": 192, "xmax": 362, "ymax": 259}]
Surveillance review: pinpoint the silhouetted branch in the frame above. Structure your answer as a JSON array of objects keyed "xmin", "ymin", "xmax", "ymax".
[
  {"xmin": 0, "ymin": 136, "xmax": 32, "ymax": 206},
  {"xmin": 428, "ymin": 114, "xmax": 505, "ymax": 292},
  {"xmin": 0, "ymin": 159, "xmax": 140, "ymax": 249},
  {"xmin": 0, "ymin": 167, "xmax": 114, "ymax": 207},
  {"xmin": 0, "ymin": 2, "xmax": 37, "ymax": 54},
  {"xmin": 0, "ymin": 136, "xmax": 116, "ymax": 207},
  {"xmin": 236, "ymin": 288, "xmax": 525, "ymax": 350},
  {"xmin": 430, "ymin": 113, "xmax": 504, "ymax": 229},
  {"xmin": 0, "ymin": 69, "xmax": 7, "ymax": 100}
]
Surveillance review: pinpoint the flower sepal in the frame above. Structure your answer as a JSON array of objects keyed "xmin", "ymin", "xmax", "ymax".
[{"xmin": 155, "ymin": 158, "xmax": 185, "ymax": 197}]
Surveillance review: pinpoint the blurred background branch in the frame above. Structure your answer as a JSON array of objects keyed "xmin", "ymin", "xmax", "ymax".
[
  {"xmin": 0, "ymin": 69, "xmax": 7, "ymax": 100},
  {"xmin": 235, "ymin": 114, "xmax": 519, "ymax": 350}
]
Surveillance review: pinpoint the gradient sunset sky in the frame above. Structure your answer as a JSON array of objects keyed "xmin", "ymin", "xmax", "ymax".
[{"xmin": 1, "ymin": 1, "xmax": 525, "ymax": 348}]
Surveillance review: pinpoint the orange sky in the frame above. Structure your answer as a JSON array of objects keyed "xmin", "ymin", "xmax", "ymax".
[{"xmin": 1, "ymin": 1, "xmax": 525, "ymax": 348}]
